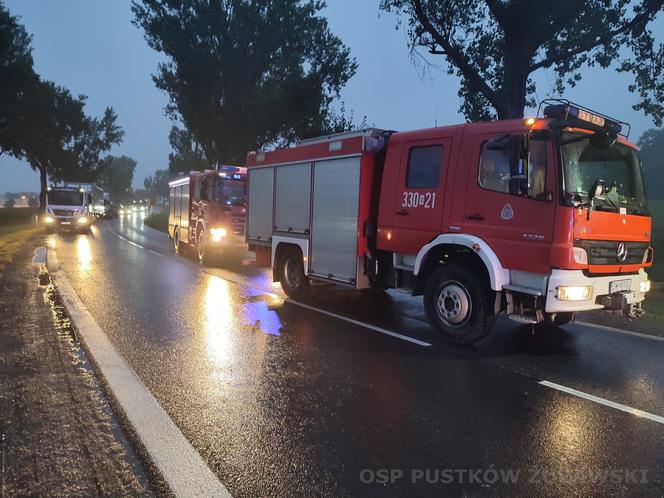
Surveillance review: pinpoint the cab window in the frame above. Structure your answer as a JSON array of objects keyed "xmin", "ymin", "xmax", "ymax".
[
  {"xmin": 406, "ymin": 145, "xmax": 443, "ymax": 188},
  {"xmin": 479, "ymin": 144, "xmax": 510, "ymax": 194},
  {"xmin": 478, "ymin": 134, "xmax": 548, "ymax": 199}
]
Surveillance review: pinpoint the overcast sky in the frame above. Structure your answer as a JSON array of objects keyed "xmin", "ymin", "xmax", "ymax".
[{"xmin": 2, "ymin": 0, "xmax": 662, "ymax": 193}]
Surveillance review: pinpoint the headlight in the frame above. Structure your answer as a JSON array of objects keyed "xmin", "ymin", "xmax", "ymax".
[
  {"xmin": 640, "ymin": 280, "xmax": 651, "ymax": 293},
  {"xmin": 44, "ymin": 216, "xmax": 54, "ymax": 224},
  {"xmin": 573, "ymin": 247, "xmax": 588, "ymax": 265},
  {"xmin": 77, "ymin": 216, "xmax": 89, "ymax": 224},
  {"xmin": 557, "ymin": 285, "xmax": 593, "ymax": 301},
  {"xmin": 210, "ymin": 227, "xmax": 227, "ymax": 242}
]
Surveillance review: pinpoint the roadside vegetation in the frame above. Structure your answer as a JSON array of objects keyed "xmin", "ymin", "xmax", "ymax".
[
  {"xmin": 143, "ymin": 211, "xmax": 168, "ymax": 233},
  {"xmin": 650, "ymin": 199, "xmax": 663, "ymax": 281},
  {"xmin": 0, "ymin": 227, "xmax": 42, "ymax": 272}
]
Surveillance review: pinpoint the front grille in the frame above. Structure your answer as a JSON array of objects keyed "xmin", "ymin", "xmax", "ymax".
[
  {"xmin": 231, "ymin": 215, "xmax": 245, "ymax": 235},
  {"xmin": 574, "ymin": 239, "xmax": 648, "ymax": 265},
  {"xmin": 53, "ymin": 209, "xmax": 75, "ymax": 216}
]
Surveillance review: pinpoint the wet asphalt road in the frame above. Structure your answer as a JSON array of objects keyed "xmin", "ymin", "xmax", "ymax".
[{"xmin": 49, "ymin": 214, "xmax": 664, "ymax": 497}]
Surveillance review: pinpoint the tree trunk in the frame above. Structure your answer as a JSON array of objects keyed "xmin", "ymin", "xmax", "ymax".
[
  {"xmin": 39, "ymin": 163, "xmax": 47, "ymax": 213},
  {"xmin": 498, "ymin": 17, "xmax": 530, "ymax": 120}
]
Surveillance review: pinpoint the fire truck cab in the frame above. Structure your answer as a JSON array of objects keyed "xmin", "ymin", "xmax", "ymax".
[
  {"xmin": 246, "ymin": 100, "xmax": 653, "ymax": 344},
  {"xmin": 168, "ymin": 167, "xmax": 247, "ymax": 263}
]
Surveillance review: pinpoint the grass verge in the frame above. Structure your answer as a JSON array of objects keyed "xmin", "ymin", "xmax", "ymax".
[
  {"xmin": 143, "ymin": 211, "xmax": 168, "ymax": 233},
  {"xmin": 0, "ymin": 227, "xmax": 43, "ymax": 272}
]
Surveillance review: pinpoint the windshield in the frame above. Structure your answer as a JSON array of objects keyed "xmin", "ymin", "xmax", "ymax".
[
  {"xmin": 48, "ymin": 191, "xmax": 83, "ymax": 206},
  {"xmin": 560, "ymin": 131, "xmax": 648, "ymax": 215},
  {"xmin": 215, "ymin": 180, "xmax": 246, "ymax": 206}
]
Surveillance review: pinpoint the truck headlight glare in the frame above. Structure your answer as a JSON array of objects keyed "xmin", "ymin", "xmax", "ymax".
[
  {"xmin": 640, "ymin": 280, "xmax": 651, "ymax": 293},
  {"xmin": 210, "ymin": 227, "xmax": 227, "ymax": 242},
  {"xmin": 77, "ymin": 216, "xmax": 89, "ymax": 224},
  {"xmin": 44, "ymin": 216, "xmax": 54, "ymax": 224},
  {"xmin": 557, "ymin": 285, "xmax": 593, "ymax": 301},
  {"xmin": 573, "ymin": 247, "xmax": 588, "ymax": 265}
]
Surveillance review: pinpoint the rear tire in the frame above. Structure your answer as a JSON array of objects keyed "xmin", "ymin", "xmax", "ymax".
[
  {"xmin": 279, "ymin": 249, "xmax": 309, "ymax": 299},
  {"xmin": 424, "ymin": 264, "xmax": 494, "ymax": 344},
  {"xmin": 173, "ymin": 227, "xmax": 182, "ymax": 255}
]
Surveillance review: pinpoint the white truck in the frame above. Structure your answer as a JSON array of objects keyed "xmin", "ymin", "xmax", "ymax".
[{"xmin": 43, "ymin": 183, "xmax": 104, "ymax": 232}]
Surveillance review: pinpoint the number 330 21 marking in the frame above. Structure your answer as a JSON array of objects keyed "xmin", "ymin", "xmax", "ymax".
[{"xmin": 402, "ymin": 191, "xmax": 436, "ymax": 208}]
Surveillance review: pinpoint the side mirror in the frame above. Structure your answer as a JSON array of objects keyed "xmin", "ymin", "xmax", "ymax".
[{"xmin": 508, "ymin": 136, "xmax": 528, "ymax": 195}]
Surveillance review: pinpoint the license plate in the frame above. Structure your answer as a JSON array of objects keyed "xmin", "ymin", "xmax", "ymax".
[
  {"xmin": 61, "ymin": 221, "xmax": 71, "ymax": 225},
  {"xmin": 609, "ymin": 279, "xmax": 631, "ymax": 293}
]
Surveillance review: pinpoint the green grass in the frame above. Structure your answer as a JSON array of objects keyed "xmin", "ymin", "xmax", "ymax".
[
  {"xmin": 143, "ymin": 211, "xmax": 168, "ymax": 233},
  {"xmin": 0, "ymin": 207, "xmax": 38, "ymax": 226},
  {"xmin": 0, "ymin": 223, "xmax": 36, "ymax": 236},
  {"xmin": 0, "ymin": 227, "xmax": 42, "ymax": 271}
]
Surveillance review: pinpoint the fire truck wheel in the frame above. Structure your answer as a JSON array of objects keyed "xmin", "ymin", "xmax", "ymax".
[
  {"xmin": 196, "ymin": 229, "xmax": 216, "ymax": 265},
  {"xmin": 280, "ymin": 249, "xmax": 309, "ymax": 298},
  {"xmin": 545, "ymin": 312, "xmax": 575, "ymax": 326},
  {"xmin": 173, "ymin": 227, "xmax": 182, "ymax": 254},
  {"xmin": 424, "ymin": 264, "xmax": 495, "ymax": 344}
]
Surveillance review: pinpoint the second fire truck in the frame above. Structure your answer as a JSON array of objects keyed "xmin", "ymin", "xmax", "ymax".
[{"xmin": 168, "ymin": 167, "xmax": 247, "ymax": 263}]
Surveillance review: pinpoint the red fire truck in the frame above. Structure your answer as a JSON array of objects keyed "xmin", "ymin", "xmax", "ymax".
[
  {"xmin": 168, "ymin": 167, "xmax": 247, "ymax": 263},
  {"xmin": 246, "ymin": 100, "xmax": 653, "ymax": 344}
]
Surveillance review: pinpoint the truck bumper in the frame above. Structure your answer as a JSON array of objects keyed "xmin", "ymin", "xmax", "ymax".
[
  {"xmin": 545, "ymin": 269, "xmax": 649, "ymax": 313},
  {"xmin": 46, "ymin": 217, "xmax": 89, "ymax": 230}
]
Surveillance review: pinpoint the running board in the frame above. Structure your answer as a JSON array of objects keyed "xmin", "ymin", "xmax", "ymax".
[{"xmin": 508, "ymin": 313, "xmax": 539, "ymax": 324}]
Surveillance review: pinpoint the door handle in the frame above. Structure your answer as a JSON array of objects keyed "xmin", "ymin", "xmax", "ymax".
[
  {"xmin": 465, "ymin": 213, "xmax": 485, "ymax": 221},
  {"xmin": 396, "ymin": 210, "xmax": 410, "ymax": 216}
]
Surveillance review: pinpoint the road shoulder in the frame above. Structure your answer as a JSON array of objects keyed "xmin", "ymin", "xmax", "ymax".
[{"xmin": 0, "ymin": 239, "xmax": 155, "ymax": 496}]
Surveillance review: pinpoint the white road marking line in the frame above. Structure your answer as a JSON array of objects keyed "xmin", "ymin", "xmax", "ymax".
[
  {"xmin": 572, "ymin": 321, "xmax": 664, "ymax": 342},
  {"xmin": 539, "ymin": 380, "xmax": 664, "ymax": 425},
  {"xmin": 117, "ymin": 234, "xmax": 144, "ymax": 249},
  {"xmin": 48, "ymin": 248, "xmax": 232, "ymax": 498},
  {"xmin": 288, "ymin": 299, "xmax": 432, "ymax": 347}
]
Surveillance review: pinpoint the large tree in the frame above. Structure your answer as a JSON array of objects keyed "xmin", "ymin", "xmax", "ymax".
[
  {"xmin": 132, "ymin": 0, "xmax": 357, "ymax": 164},
  {"xmin": 1, "ymin": 3, "xmax": 124, "ymax": 210},
  {"xmin": 167, "ymin": 125, "xmax": 208, "ymax": 173},
  {"xmin": 18, "ymin": 80, "xmax": 87, "ymax": 210},
  {"xmin": 98, "ymin": 155, "xmax": 137, "ymax": 200},
  {"xmin": 381, "ymin": 0, "xmax": 664, "ymax": 122},
  {"xmin": 0, "ymin": 1, "xmax": 37, "ymax": 157},
  {"xmin": 143, "ymin": 168, "xmax": 171, "ymax": 199}
]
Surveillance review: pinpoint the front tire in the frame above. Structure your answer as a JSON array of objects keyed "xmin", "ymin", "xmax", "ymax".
[
  {"xmin": 280, "ymin": 249, "xmax": 309, "ymax": 299},
  {"xmin": 424, "ymin": 264, "xmax": 494, "ymax": 344},
  {"xmin": 196, "ymin": 228, "xmax": 217, "ymax": 265}
]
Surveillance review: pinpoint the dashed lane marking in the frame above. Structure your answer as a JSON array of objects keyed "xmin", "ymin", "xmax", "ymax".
[
  {"xmin": 539, "ymin": 380, "xmax": 664, "ymax": 425},
  {"xmin": 48, "ymin": 247, "xmax": 232, "ymax": 498},
  {"xmin": 288, "ymin": 299, "xmax": 432, "ymax": 347},
  {"xmin": 107, "ymin": 225, "xmax": 433, "ymax": 348},
  {"xmin": 571, "ymin": 321, "xmax": 664, "ymax": 342}
]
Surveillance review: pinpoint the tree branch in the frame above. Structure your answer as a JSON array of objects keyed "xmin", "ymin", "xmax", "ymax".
[
  {"xmin": 531, "ymin": 1, "xmax": 663, "ymax": 71},
  {"xmin": 410, "ymin": 0, "xmax": 501, "ymax": 110}
]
